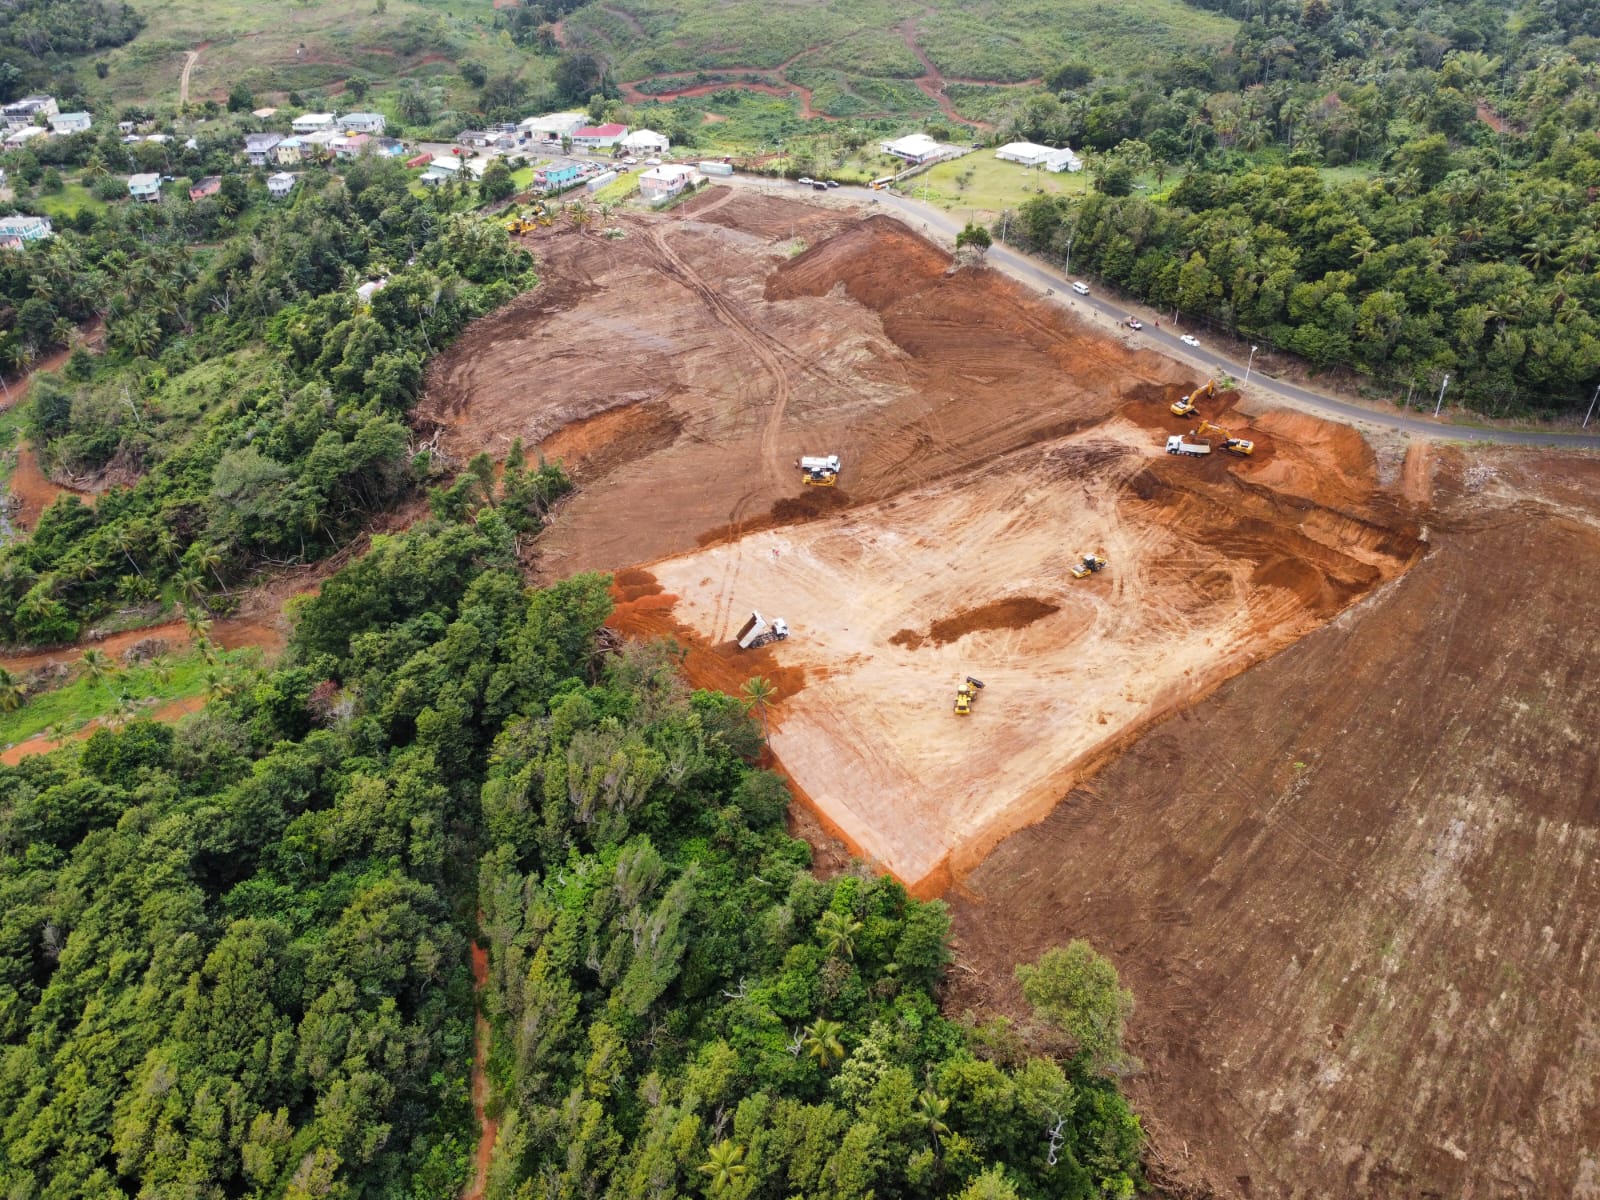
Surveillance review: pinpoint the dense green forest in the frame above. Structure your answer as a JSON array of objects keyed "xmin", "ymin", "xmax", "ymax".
[
  {"xmin": 0, "ymin": 155, "xmax": 546, "ymax": 646},
  {"xmin": 0, "ymin": 507, "xmax": 1142, "ymax": 1198},
  {"xmin": 995, "ymin": 0, "xmax": 1600, "ymax": 412}
]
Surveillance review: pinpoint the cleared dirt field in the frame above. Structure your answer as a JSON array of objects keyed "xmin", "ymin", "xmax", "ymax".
[
  {"xmin": 946, "ymin": 451, "xmax": 1600, "ymax": 1199},
  {"xmin": 422, "ymin": 191, "xmax": 1600, "ymax": 1196}
]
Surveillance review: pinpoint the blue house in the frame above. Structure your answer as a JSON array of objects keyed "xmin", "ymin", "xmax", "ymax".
[{"xmin": 534, "ymin": 161, "xmax": 581, "ymax": 191}]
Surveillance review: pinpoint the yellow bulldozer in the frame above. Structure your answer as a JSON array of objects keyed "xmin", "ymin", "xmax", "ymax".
[
  {"xmin": 1195, "ymin": 419, "xmax": 1254, "ymax": 456},
  {"xmin": 1171, "ymin": 378, "xmax": 1217, "ymax": 418},
  {"xmin": 954, "ymin": 676, "xmax": 986, "ymax": 715},
  {"xmin": 1070, "ymin": 552, "xmax": 1108, "ymax": 579},
  {"xmin": 506, "ymin": 214, "xmax": 540, "ymax": 235}
]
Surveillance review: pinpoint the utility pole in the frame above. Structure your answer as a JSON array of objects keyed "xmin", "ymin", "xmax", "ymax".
[
  {"xmin": 1434, "ymin": 373, "xmax": 1450, "ymax": 417},
  {"xmin": 1585, "ymin": 382, "xmax": 1600, "ymax": 429},
  {"xmin": 1245, "ymin": 345, "xmax": 1257, "ymax": 384}
]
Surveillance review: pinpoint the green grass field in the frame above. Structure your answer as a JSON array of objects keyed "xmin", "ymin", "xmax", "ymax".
[
  {"xmin": 0, "ymin": 645, "xmax": 257, "ymax": 749},
  {"xmin": 900, "ymin": 153, "xmax": 1092, "ymax": 220},
  {"xmin": 87, "ymin": 0, "xmax": 529, "ymax": 111},
  {"xmin": 572, "ymin": 0, "xmax": 1234, "ymax": 88},
  {"xmin": 31, "ymin": 181, "xmax": 112, "ymax": 220}
]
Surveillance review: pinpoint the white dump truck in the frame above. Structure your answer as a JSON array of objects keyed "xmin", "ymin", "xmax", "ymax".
[
  {"xmin": 797, "ymin": 454, "xmax": 841, "ymax": 486},
  {"xmin": 737, "ymin": 611, "xmax": 790, "ymax": 649},
  {"xmin": 1165, "ymin": 434, "xmax": 1211, "ymax": 457}
]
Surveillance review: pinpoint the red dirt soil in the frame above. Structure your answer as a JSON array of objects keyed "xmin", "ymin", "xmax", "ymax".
[{"xmin": 462, "ymin": 941, "xmax": 497, "ymax": 1200}]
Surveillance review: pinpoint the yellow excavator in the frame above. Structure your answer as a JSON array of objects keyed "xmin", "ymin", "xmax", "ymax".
[
  {"xmin": 1070, "ymin": 552, "xmax": 1108, "ymax": 579},
  {"xmin": 1171, "ymin": 378, "xmax": 1216, "ymax": 418},
  {"xmin": 1196, "ymin": 419, "xmax": 1254, "ymax": 456},
  {"xmin": 954, "ymin": 676, "xmax": 986, "ymax": 715}
]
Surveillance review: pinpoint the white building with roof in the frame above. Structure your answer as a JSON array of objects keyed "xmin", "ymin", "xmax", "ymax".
[
  {"xmin": 267, "ymin": 172, "xmax": 298, "ymax": 199},
  {"xmin": 3, "ymin": 126, "xmax": 46, "ymax": 147},
  {"xmin": 127, "ymin": 173, "xmax": 162, "ymax": 202},
  {"xmin": 995, "ymin": 141, "xmax": 1082, "ymax": 173},
  {"xmin": 519, "ymin": 112, "xmax": 587, "ymax": 145},
  {"xmin": 291, "ymin": 112, "xmax": 337, "ymax": 134},
  {"xmin": 49, "ymin": 112, "xmax": 92, "ymax": 135},
  {"xmin": 0, "ymin": 215, "xmax": 53, "ymax": 244},
  {"xmin": 880, "ymin": 133, "xmax": 944, "ymax": 164},
  {"xmin": 622, "ymin": 129, "xmax": 670, "ymax": 155},
  {"xmin": 337, "ymin": 112, "xmax": 386, "ymax": 134}
]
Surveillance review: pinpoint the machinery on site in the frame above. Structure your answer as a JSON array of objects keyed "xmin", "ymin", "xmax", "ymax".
[
  {"xmin": 506, "ymin": 214, "xmax": 544, "ymax": 234},
  {"xmin": 736, "ymin": 611, "xmax": 790, "ymax": 650},
  {"xmin": 1171, "ymin": 379, "xmax": 1217, "ymax": 418},
  {"xmin": 1195, "ymin": 420, "xmax": 1255, "ymax": 456},
  {"xmin": 798, "ymin": 454, "xmax": 841, "ymax": 487},
  {"xmin": 1166, "ymin": 433, "xmax": 1211, "ymax": 457},
  {"xmin": 1070, "ymin": 553, "xmax": 1108, "ymax": 579},
  {"xmin": 954, "ymin": 676, "xmax": 986, "ymax": 715}
]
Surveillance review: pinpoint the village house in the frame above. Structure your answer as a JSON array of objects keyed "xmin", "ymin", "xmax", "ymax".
[
  {"xmin": 0, "ymin": 215, "xmax": 53, "ymax": 246},
  {"xmin": 639, "ymin": 163, "xmax": 696, "ymax": 202},
  {"xmin": 880, "ymin": 133, "xmax": 944, "ymax": 164},
  {"xmin": 244, "ymin": 132, "xmax": 283, "ymax": 166},
  {"xmin": 333, "ymin": 133, "xmax": 370, "ymax": 160},
  {"xmin": 127, "ymin": 173, "xmax": 162, "ymax": 202},
  {"xmin": 48, "ymin": 112, "xmax": 92, "ymax": 135},
  {"xmin": 534, "ymin": 161, "xmax": 582, "ymax": 191},
  {"xmin": 994, "ymin": 141, "xmax": 1082, "ymax": 173},
  {"xmin": 571, "ymin": 122, "xmax": 628, "ymax": 151},
  {"xmin": 3, "ymin": 126, "xmax": 46, "ymax": 148},
  {"xmin": 267, "ymin": 172, "xmax": 297, "ymax": 199},
  {"xmin": 621, "ymin": 129, "xmax": 670, "ymax": 156},
  {"xmin": 2, "ymin": 95, "xmax": 56, "ymax": 129},
  {"xmin": 188, "ymin": 176, "xmax": 222, "ymax": 201},
  {"xmin": 291, "ymin": 112, "xmax": 337, "ymax": 134},
  {"xmin": 337, "ymin": 112, "xmax": 386, "ymax": 135},
  {"xmin": 274, "ymin": 137, "xmax": 304, "ymax": 166},
  {"xmin": 298, "ymin": 129, "xmax": 340, "ymax": 160}
]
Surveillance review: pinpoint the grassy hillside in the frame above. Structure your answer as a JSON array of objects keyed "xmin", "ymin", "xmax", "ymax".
[
  {"xmin": 565, "ymin": 0, "xmax": 1237, "ymax": 84},
  {"xmin": 86, "ymin": 0, "xmax": 530, "ymax": 110}
]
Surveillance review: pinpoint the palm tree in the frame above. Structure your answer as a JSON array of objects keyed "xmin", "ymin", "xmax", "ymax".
[
  {"xmin": 698, "ymin": 1140, "xmax": 748, "ymax": 1195},
  {"xmin": 802, "ymin": 1018, "xmax": 846, "ymax": 1070},
  {"xmin": 145, "ymin": 656, "xmax": 174, "ymax": 686},
  {"xmin": 818, "ymin": 909, "xmax": 861, "ymax": 961},
  {"xmin": 740, "ymin": 676, "xmax": 777, "ymax": 741},
  {"xmin": 0, "ymin": 668, "xmax": 27, "ymax": 713},
  {"xmin": 192, "ymin": 545, "xmax": 228, "ymax": 595},
  {"xmin": 204, "ymin": 669, "xmax": 236, "ymax": 700},
  {"xmin": 916, "ymin": 1085, "xmax": 951, "ymax": 1151},
  {"xmin": 79, "ymin": 648, "xmax": 119, "ymax": 698}
]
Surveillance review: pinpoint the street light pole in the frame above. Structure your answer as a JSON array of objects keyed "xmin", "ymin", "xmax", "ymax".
[
  {"xmin": 1585, "ymin": 382, "xmax": 1600, "ymax": 429},
  {"xmin": 1245, "ymin": 345, "xmax": 1257, "ymax": 384},
  {"xmin": 1434, "ymin": 373, "xmax": 1450, "ymax": 417},
  {"xmin": 1063, "ymin": 236, "xmax": 1073, "ymax": 278}
]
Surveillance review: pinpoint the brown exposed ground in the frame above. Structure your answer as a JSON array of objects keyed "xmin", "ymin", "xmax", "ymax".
[{"xmin": 421, "ymin": 190, "xmax": 1600, "ymax": 1197}]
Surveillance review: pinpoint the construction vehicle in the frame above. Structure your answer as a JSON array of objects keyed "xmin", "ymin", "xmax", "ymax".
[
  {"xmin": 736, "ymin": 611, "xmax": 789, "ymax": 650},
  {"xmin": 1195, "ymin": 420, "xmax": 1254, "ymax": 456},
  {"xmin": 797, "ymin": 454, "xmax": 841, "ymax": 486},
  {"xmin": 1070, "ymin": 553, "xmax": 1108, "ymax": 579},
  {"xmin": 506, "ymin": 214, "xmax": 541, "ymax": 234},
  {"xmin": 1166, "ymin": 433, "xmax": 1211, "ymax": 457},
  {"xmin": 1171, "ymin": 378, "xmax": 1217, "ymax": 418},
  {"xmin": 954, "ymin": 676, "xmax": 986, "ymax": 715}
]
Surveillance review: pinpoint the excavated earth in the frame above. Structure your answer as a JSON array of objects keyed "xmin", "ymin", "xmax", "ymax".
[{"xmin": 421, "ymin": 188, "xmax": 1600, "ymax": 1197}]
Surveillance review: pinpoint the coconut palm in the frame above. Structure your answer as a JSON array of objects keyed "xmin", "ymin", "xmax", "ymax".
[
  {"xmin": 802, "ymin": 1018, "xmax": 846, "ymax": 1070},
  {"xmin": 818, "ymin": 909, "xmax": 862, "ymax": 961},
  {"xmin": 916, "ymin": 1085, "xmax": 951, "ymax": 1151},
  {"xmin": 79, "ymin": 648, "xmax": 119, "ymax": 698},
  {"xmin": 740, "ymin": 676, "xmax": 777, "ymax": 741},
  {"xmin": 698, "ymin": 1140, "xmax": 748, "ymax": 1195},
  {"xmin": 0, "ymin": 668, "xmax": 26, "ymax": 712}
]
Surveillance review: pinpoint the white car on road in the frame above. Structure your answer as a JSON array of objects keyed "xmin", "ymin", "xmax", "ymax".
[{"xmin": 1180, "ymin": 334, "xmax": 1200, "ymax": 347}]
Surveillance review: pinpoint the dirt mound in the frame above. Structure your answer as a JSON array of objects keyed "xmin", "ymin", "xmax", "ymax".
[
  {"xmin": 697, "ymin": 487, "xmax": 855, "ymax": 546},
  {"xmin": 893, "ymin": 597, "xmax": 1061, "ymax": 649},
  {"xmin": 766, "ymin": 216, "xmax": 950, "ymax": 310}
]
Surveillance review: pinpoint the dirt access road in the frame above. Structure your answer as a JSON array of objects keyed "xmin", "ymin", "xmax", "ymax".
[{"xmin": 423, "ymin": 189, "xmax": 1600, "ymax": 1196}]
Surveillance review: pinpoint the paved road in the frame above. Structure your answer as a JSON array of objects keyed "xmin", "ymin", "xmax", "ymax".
[{"xmin": 734, "ymin": 176, "xmax": 1600, "ymax": 450}]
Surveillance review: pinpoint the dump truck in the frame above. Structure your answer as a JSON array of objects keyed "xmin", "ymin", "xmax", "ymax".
[
  {"xmin": 954, "ymin": 676, "xmax": 986, "ymax": 715},
  {"xmin": 1070, "ymin": 553, "xmax": 1108, "ymax": 579},
  {"xmin": 1196, "ymin": 420, "xmax": 1254, "ymax": 456},
  {"xmin": 1171, "ymin": 379, "xmax": 1217, "ymax": 418},
  {"xmin": 736, "ymin": 611, "xmax": 790, "ymax": 650},
  {"xmin": 1166, "ymin": 434, "xmax": 1211, "ymax": 457},
  {"xmin": 798, "ymin": 454, "xmax": 841, "ymax": 486}
]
